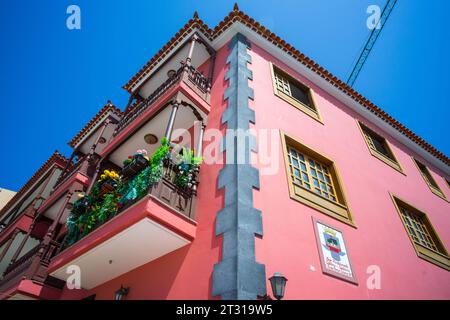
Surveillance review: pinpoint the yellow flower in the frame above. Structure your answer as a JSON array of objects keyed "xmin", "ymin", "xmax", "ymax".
[{"xmin": 100, "ymin": 174, "xmax": 106, "ymax": 180}]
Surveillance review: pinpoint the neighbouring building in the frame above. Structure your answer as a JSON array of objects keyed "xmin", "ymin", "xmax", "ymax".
[
  {"xmin": 0, "ymin": 189, "xmax": 16, "ymax": 211},
  {"xmin": 0, "ymin": 5, "xmax": 449, "ymax": 300}
]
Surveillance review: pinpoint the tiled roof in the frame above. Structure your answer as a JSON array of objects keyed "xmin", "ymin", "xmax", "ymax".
[
  {"xmin": 68, "ymin": 101, "xmax": 123, "ymax": 148},
  {"xmin": 123, "ymin": 11, "xmax": 212, "ymax": 93},
  {"xmin": 123, "ymin": 4, "xmax": 449, "ymax": 167},
  {"xmin": 0, "ymin": 151, "xmax": 69, "ymax": 218}
]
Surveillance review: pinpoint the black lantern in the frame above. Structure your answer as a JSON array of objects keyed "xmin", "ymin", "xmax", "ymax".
[
  {"xmin": 115, "ymin": 285, "xmax": 129, "ymax": 300},
  {"xmin": 269, "ymin": 272, "xmax": 287, "ymax": 300}
]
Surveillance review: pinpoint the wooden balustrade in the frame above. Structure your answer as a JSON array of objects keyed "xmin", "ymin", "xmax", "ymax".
[{"xmin": 115, "ymin": 64, "xmax": 210, "ymax": 136}]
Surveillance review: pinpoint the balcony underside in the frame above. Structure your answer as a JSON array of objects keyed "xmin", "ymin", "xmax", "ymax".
[
  {"xmin": 8, "ymin": 293, "xmax": 37, "ymax": 300},
  {"xmin": 48, "ymin": 194, "xmax": 196, "ymax": 290},
  {"xmin": 0, "ymin": 278, "xmax": 61, "ymax": 300}
]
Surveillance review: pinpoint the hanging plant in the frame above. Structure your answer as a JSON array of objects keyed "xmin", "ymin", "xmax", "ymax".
[
  {"xmin": 65, "ymin": 193, "xmax": 91, "ymax": 246},
  {"xmin": 173, "ymin": 147, "xmax": 202, "ymax": 189},
  {"xmin": 122, "ymin": 149, "xmax": 150, "ymax": 181},
  {"xmin": 65, "ymin": 139, "xmax": 175, "ymax": 245},
  {"xmin": 119, "ymin": 141, "xmax": 169, "ymax": 205}
]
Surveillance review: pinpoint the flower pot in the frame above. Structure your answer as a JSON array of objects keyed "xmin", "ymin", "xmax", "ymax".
[
  {"xmin": 98, "ymin": 180, "xmax": 117, "ymax": 197},
  {"xmin": 121, "ymin": 154, "xmax": 149, "ymax": 181}
]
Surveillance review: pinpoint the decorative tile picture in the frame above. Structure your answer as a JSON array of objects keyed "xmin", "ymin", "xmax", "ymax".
[{"xmin": 313, "ymin": 218, "xmax": 358, "ymax": 284}]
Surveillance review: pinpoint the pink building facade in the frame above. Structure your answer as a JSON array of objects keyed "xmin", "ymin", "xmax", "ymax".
[{"xmin": 0, "ymin": 6, "xmax": 449, "ymax": 300}]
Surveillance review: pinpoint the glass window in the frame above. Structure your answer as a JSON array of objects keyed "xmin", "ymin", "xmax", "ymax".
[
  {"xmin": 273, "ymin": 67, "xmax": 316, "ymax": 112},
  {"xmin": 288, "ymin": 146, "xmax": 339, "ymax": 204}
]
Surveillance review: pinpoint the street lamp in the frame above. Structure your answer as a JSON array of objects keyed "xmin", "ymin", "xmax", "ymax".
[
  {"xmin": 269, "ymin": 272, "xmax": 287, "ymax": 300},
  {"xmin": 115, "ymin": 285, "xmax": 129, "ymax": 300}
]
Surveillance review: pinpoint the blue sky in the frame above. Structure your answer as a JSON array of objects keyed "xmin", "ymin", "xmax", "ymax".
[{"xmin": 0, "ymin": 0, "xmax": 449, "ymax": 191}]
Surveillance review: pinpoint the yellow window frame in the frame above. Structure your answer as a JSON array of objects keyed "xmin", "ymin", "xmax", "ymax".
[
  {"xmin": 270, "ymin": 62, "xmax": 323, "ymax": 124},
  {"xmin": 281, "ymin": 131, "xmax": 355, "ymax": 227},
  {"xmin": 356, "ymin": 120, "xmax": 404, "ymax": 174},
  {"xmin": 390, "ymin": 194, "xmax": 450, "ymax": 271},
  {"xmin": 412, "ymin": 158, "xmax": 447, "ymax": 201}
]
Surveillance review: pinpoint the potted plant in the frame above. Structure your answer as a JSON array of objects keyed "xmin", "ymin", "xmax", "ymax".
[
  {"xmin": 173, "ymin": 147, "xmax": 202, "ymax": 191},
  {"xmin": 97, "ymin": 170, "xmax": 120, "ymax": 197},
  {"xmin": 121, "ymin": 149, "xmax": 150, "ymax": 181}
]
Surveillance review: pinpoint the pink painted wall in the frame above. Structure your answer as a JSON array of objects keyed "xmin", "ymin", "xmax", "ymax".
[
  {"xmin": 249, "ymin": 42, "xmax": 450, "ymax": 299},
  {"xmin": 59, "ymin": 38, "xmax": 450, "ymax": 300}
]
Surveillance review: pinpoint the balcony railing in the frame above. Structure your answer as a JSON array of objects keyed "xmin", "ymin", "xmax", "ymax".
[
  {"xmin": 53, "ymin": 155, "xmax": 88, "ymax": 190},
  {"xmin": 114, "ymin": 63, "xmax": 210, "ymax": 136},
  {"xmin": 59, "ymin": 155, "xmax": 198, "ymax": 252},
  {"xmin": 3, "ymin": 244, "xmax": 40, "ymax": 278},
  {"xmin": 0, "ymin": 244, "xmax": 40, "ymax": 292},
  {"xmin": 0, "ymin": 196, "xmax": 43, "ymax": 236}
]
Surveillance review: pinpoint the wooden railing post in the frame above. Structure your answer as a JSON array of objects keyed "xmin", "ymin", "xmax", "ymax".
[
  {"xmin": 79, "ymin": 118, "xmax": 111, "ymax": 177},
  {"xmin": 54, "ymin": 149, "xmax": 78, "ymax": 190},
  {"xmin": 7, "ymin": 219, "xmax": 37, "ymax": 267},
  {"xmin": 47, "ymin": 192, "xmax": 73, "ymax": 240}
]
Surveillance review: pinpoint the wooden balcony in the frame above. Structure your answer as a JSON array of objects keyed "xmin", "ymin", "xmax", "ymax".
[
  {"xmin": 0, "ymin": 245, "xmax": 39, "ymax": 293},
  {"xmin": 114, "ymin": 63, "xmax": 210, "ymax": 136},
  {"xmin": 52, "ymin": 155, "xmax": 87, "ymax": 190},
  {"xmin": 47, "ymin": 156, "xmax": 198, "ymax": 289}
]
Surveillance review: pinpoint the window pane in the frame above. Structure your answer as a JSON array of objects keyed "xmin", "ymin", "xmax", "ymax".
[
  {"xmin": 399, "ymin": 203, "xmax": 442, "ymax": 254},
  {"xmin": 300, "ymin": 162, "xmax": 307, "ymax": 171},
  {"xmin": 362, "ymin": 125, "xmax": 394, "ymax": 160},
  {"xmin": 287, "ymin": 144, "xmax": 339, "ymax": 204},
  {"xmin": 313, "ymin": 178, "xmax": 319, "ymax": 187},
  {"xmin": 318, "ymin": 172, "xmax": 324, "ymax": 181},
  {"xmin": 290, "ymin": 82, "xmax": 313, "ymax": 109},
  {"xmin": 302, "ymin": 172, "xmax": 309, "ymax": 182}
]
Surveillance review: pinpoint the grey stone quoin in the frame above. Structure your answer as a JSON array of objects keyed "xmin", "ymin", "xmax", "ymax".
[{"xmin": 212, "ymin": 33, "xmax": 266, "ymax": 300}]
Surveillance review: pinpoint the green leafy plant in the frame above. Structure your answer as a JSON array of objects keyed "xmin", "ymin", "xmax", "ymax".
[
  {"xmin": 65, "ymin": 138, "xmax": 188, "ymax": 245},
  {"xmin": 97, "ymin": 193, "xmax": 119, "ymax": 222},
  {"xmin": 174, "ymin": 147, "xmax": 202, "ymax": 189},
  {"xmin": 119, "ymin": 141, "xmax": 168, "ymax": 204}
]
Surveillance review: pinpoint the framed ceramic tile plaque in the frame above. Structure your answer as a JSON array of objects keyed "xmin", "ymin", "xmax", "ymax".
[{"xmin": 312, "ymin": 218, "xmax": 358, "ymax": 284}]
